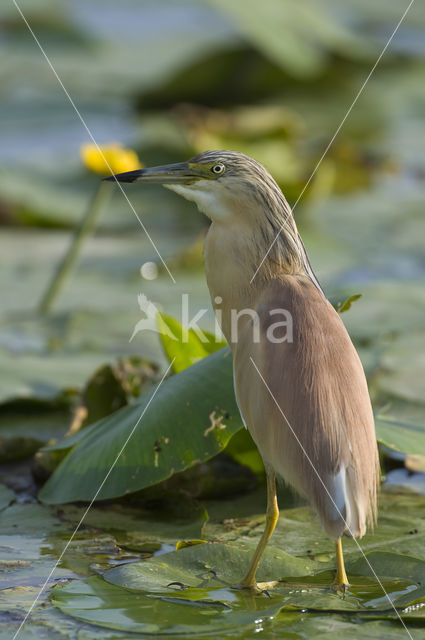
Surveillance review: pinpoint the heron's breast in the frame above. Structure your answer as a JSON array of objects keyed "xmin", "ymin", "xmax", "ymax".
[{"xmin": 204, "ymin": 223, "xmax": 261, "ymax": 342}]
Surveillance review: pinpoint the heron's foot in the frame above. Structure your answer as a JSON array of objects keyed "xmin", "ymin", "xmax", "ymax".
[
  {"xmin": 331, "ymin": 579, "xmax": 350, "ymax": 597},
  {"xmin": 236, "ymin": 579, "xmax": 278, "ymax": 595}
]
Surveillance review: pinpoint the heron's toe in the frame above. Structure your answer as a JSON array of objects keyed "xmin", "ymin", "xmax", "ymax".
[{"xmin": 331, "ymin": 580, "xmax": 350, "ymax": 597}]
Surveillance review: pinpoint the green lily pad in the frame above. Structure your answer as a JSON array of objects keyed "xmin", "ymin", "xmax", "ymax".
[
  {"xmin": 59, "ymin": 496, "xmax": 208, "ymax": 551},
  {"xmin": 349, "ymin": 550, "xmax": 425, "ymax": 590},
  {"xmin": 0, "ymin": 503, "xmax": 78, "ymax": 595},
  {"xmin": 202, "ymin": 486, "xmax": 425, "ymax": 571},
  {"xmin": 0, "ymin": 500, "xmax": 160, "ymax": 594},
  {"xmin": 104, "ymin": 541, "xmax": 317, "ymax": 592},
  {"xmin": 51, "ymin": 543, "xmax": 425, "ymax": 635},
  {"xmin": 271, "ymin": 614, "xmax": 424, "ymax": 639},
  {"xmin": 51, "ymin": 575, "xmax": 286, "ymax": 636},
  {"xmin": 377, "ymin": 331, "xmax": 425, "ymax": 404},
  {"xmin": 375, "ymin": 415, "xmax": 425, "ymax": 457}
]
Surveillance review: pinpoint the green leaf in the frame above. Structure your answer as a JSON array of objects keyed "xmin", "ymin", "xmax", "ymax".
[
  {"xmin": 376, "ymin": 415, "xmax": 425, "ymax": 457},
  {"xmin": 203, "ymin": 0, "xmax": 369, "ymax": 76},
  {"xmin": 58, "ymin": 498, "xmax": 208, "ymax": 550},
  {"xmin": 104, "ymin": 541, "xmax": 318, "ymax": 592},
  {"xmin": 349, "ymin": 550, "xmax": 425, "ymax": 584},
  {"xmin": 203, "ymin": 487, "xmax": 425, "ymax": 566},
  {"xmin": 225, "ymin": 427, "xmax": 265, "ymax": 476},
  {"xmin": 332, "ymin": 293, "xmax": 362, "ymax": 313},
  {"xmin": 376, "ymin": 331, "xmax": 425, "ymax": 404},
  {"xmin": 39, "ymin": 348, "xmax": 243, "ymax": 504},
  {"xmin": 81, "ymin": 357, "xmax": 161, "ymax": 425},
  {"xmin": 51, "ymin": 543, "xmax": 425, "ymax": 635},
  {"xmin": 158, "ymin": 312, "xmax": 226, "ymax": 373},
  {"xmin": 51, "ymin": 574, "xmax": 286, "ymax": 636}
]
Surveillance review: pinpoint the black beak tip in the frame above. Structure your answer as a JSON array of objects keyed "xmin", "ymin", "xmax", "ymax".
[{"xmin": 102, "ymin": 169, "xmax": 143, "ymax": 183}]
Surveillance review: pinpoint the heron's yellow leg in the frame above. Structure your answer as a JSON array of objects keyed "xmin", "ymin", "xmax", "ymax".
[
  {"xmin": 240, "ymin": 470, "xmax": 279, "ymax": 588},
  {"xmin": 333, "ymin": 538, "xmax": 349, "ymax": 590}
]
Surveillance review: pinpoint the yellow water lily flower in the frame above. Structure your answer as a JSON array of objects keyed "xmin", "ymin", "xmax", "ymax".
[{"xmin": 81, "ymin": 142, "xmax": 142, "ymax": 175}]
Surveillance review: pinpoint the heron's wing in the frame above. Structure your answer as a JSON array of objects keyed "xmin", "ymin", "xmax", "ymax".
[{"xmin": 233, "ymin": 274, "xmax": 379, "ymax": 538}]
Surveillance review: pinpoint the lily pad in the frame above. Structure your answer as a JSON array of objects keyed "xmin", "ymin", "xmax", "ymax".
[
  {"xmin": 59, "ymin": 496, "xmax": 208, "ymax": 551},
  {"xmin": 377, "ymin": 331, "xmax": 425, "ymax": 404},
  {"xmin": 51, "ymin": 543, "xmax": 425, "ymax": 635},
  {"xmin": 202, "ymin": 486, "xmax": 425, "ymax": 569},
  {"xmin": 51, "ymin": 575, "xmax": 286, "ymax": 636},
  {"xmin": 375, "ymin": 415, "xmax": 425, "ymax": 457},
  {"xmin": 104, "ymin": 541, "xmax": 318, "ymax": 592}
]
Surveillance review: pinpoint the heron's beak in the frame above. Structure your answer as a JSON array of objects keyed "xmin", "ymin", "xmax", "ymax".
[{"xmin": 103, "ymin": 162, "xmax": 211, "ymax": 184}]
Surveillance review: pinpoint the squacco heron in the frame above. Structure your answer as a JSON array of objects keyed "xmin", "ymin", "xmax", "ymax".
[{"xmin": 106, "ymin": 151, "xmax": 380, "ymax": 591}]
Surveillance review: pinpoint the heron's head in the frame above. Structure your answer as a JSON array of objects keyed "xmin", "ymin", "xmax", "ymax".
[
  {"xmin": 106, "ymin": 150, "xmax": 320, "ymax": 286},
  {"xmin": 105, "ymin": 150, "xmax": 284, "ymax": 226}
]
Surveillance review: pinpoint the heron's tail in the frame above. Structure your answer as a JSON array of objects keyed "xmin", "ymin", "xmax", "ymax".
[{"xmin": 318, "ymin": 464, "xmax": 368, "ymax": 540}]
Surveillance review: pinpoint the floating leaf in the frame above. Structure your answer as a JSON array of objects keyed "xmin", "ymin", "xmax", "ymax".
[
  {"xmin": 375, "ymin": 415, "xmax": 425, "ymax": 457},
  {"xmin": 349, "ymin": 550, "xmax": 425, "ymax": 584},
  {"xmin": 377, "ymin": 331, "xmax": 425, "ymax": 404},
  {"xmin": 104, "ymin": 541, "xmax": 318, "ymax": 592},
  {"xmin": 58, "ymin": 497, "xmax": 207, "ymax": 551},
  {"xmin": 51, "ymin": 575, "xmax": 286, "ymax": 636},
  {"xmin": 51, "ymin": 544, "xmax": 425, "ymax": 635},
  {"xmin": 203, "ymin": 487, "xmax": 425, "ymax": 567}
]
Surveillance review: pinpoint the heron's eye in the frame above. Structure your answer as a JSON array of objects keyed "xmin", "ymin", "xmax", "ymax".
[{"xmin": 211, "ymin": 163, "xmax": 225, "ymax": 175}]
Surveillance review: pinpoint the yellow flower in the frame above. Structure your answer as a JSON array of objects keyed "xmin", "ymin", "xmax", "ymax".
[{"xmin": 81, "ymin": 143, "xmax": 142, "ymax": 175}]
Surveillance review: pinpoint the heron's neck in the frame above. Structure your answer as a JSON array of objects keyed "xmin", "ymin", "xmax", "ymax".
[
  {"xmin": 204, "ymin": 216, "xmax": 323, "ymax": 344},
  {"xmin": 203, "ymin": 222, "xmax": 279, "ymax": 342}
]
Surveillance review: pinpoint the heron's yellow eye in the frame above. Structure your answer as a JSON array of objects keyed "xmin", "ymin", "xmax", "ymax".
[{"xmin": 211, "ymin": 163, "xmax": 225, "ymax": 175}]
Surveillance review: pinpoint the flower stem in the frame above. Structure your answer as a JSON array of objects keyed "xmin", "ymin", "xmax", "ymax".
[{"xmin": 39, "ymin": 181, "xmax": 112, "ymax": 314}]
